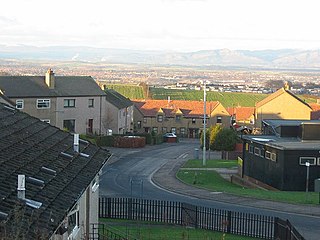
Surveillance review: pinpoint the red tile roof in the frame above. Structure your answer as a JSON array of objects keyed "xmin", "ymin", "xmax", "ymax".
[
  {"xmin": 309, "ymin": 103, "xmax": 320, "ymax": 120},
  {"xmin": 133, "ymin": 99, "xmax": 221, "ymax": 117},
  {"xmin": 226, "ymin": 106, "xmax": 255, "ymax": 121}
]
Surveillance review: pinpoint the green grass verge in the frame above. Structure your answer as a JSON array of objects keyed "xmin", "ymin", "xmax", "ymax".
[
  {"xmin": 182, "ymin": 159, "xmax": 238, "ymax": 168},
  {"xmin": 177, "ymin": 169, "xmax": 319, "ymax": 205},
  {"xmin": 100, "ymin": 218, "xmax": 260, "ymax": 240},
  {"xmin": 104, "ymin": 84, "xmax": 145, "ymax": 99}
]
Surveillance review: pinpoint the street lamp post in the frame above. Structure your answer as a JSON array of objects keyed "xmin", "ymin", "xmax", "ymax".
[
  {"xmin": 203, "ymin": 81, "xmax": 206, "ymax": 166},
  {"xmin": 305, "ymin": 161, "xmax": 310, "ymax": 202}
]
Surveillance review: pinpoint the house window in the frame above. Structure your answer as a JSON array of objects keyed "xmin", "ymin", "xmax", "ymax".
[
  {"xmin": 87, "ymin": 119, "xmax": 93, "ymax": 134},
  {"xmin": 176, "ymin": 115, "xmax": 181, "ymax": 121},
  {"xmin": 217, "ymin": 116, "xmax": 222, "ymax": 124},
  {"xmin": 137, "ymin": 121, "xmax": 141, "ymax": 129},
  {"xmin": 249, "ymin": 145, "xmax": 254, "ymax": 154},
  {"xmin": 64, "ymin": 99, "xmax": 75, "ymax": 108},
  {"xmin": 88, "ymin": 98, "xmax": 94, "ymax": 108},
  {"xmin": 180, "ymin": 127, "xmax": 186, "ymax": 136},
  {"xmin": 152, "ymin": 127, "xmax": 158, "ymax": 134},
  {"xmin": 37, "ymin": 99, "xmax": 50, "ymax": 109},
  {"xmin": 63, "ymin": 119, "xmax": 75, "ymax": 132},
  {"xmin": 171, "ymin": 127, "xmax": 176, "ymax": 134},
  {"xmin": 68, "ymin": 204, "xmax": 79, "ymax": 236},
  {"xmin": 16, "ymin": 99, "xmax": 24, "ymax": 109},
  {"xmin": 299, "ymin": 157, "xmax": 316, "ymax": 166},
  {"xmin": 192, "ymin": 118, "xmax": 196, "ymax": 124},
  {"xmin": 143, "ymin": 117, "xmax": 147, "ymax": 123},
  {"xmin": 157, "ymin": 115, "xmax": 163, "ymax": 122},
  {"xmin": 254, "ymin": 147, "xmax": 261, "ymax": 156},
  {"xmin": 265, "ymin": 151, "xmax": 271, "ymax": 160},
  {"xmin": 271, "ymin": 153, "xmax": 277, "ymax": 162},
  {"xmin": 162, "ymin": 127, "xmax": 167, "ymax": 133}
]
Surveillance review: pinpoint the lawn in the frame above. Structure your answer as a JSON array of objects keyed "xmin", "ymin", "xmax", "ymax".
[
  {"xmin": 177, "ymin": 160, "xmax": 319, "ymax": 205},
  {"xmin": 182, "ymin": 159, "xmax": 238, "ymax": 168},
  {"xmin": 99, "ymin": 219, "xmax": 260, "ymax": 240}
]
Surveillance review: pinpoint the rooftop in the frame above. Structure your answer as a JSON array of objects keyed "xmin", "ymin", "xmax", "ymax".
[{"xmin": 0, "ymin": 102, "xmax": 110, "ymax": 238}]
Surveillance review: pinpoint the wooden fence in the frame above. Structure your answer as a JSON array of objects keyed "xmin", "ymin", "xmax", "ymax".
[{"xmin": 99, "ymin": 197, "xmax": 275, "ymax": 239}]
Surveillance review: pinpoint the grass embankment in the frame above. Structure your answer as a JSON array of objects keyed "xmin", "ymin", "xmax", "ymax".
[
  {"xmin": 99, "ymin": 219, "xmax": 259, "ymax": 240},
  {"xmin": 177, "ymin": 159, "xmax": 319, "ymax": 205},
  {"xmin": 104, "ymin": 84, "xmax": 145, "ymax": 99}
]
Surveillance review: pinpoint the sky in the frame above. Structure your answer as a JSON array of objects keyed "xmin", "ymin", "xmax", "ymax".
[{"xmin": 0, "ymin": 0, "xmax": 319, "ymax": 52}]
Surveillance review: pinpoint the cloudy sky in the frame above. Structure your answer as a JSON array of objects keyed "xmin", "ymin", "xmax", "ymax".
[{"xmin": 0, "ymin": 0, "xmax": 319, "ymax": 52}]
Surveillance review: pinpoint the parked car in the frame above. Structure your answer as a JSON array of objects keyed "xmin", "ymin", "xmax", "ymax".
[{"xmin": 163, "ymin": 133, "xmax": 177, "ymax": 138}]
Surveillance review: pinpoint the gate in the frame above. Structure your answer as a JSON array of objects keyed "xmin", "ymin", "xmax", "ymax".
[{"xmin": 181, "ymin": 202, "xmax": 197, "ymax": 227}]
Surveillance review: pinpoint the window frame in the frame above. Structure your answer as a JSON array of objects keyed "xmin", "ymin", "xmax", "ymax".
[
  {"xmin": 37, "ymin": 99, "xmax": 50, "ymax": 109},
  {"xmin": 63, "ymin": 119, "xmax": 76, "ymax": 133},
  {"xmin": 64, "ymin": 99, "xmax": 76, "ymax": 108},
  {"xmin": 254, "ymin": 147, "xmax": 261, "ymax": 156},
  {"xmin": 88, "ymin": 98, "xmax": 94, "ymax": 108},
  {"xmin": 157, "ymin": 114, "xmax": 163, "ymax": 122},
  {"xmin": 137, "ymin": 121, "xmax": 142, "ymax": 129},
  {"xmin": 249, "ymin": 145, "xmax": 254, "ymax": 154},
  {"xmin": 152, "ymin": 127, "xmax": 158, "ymax": 134},
  {"xmin": 16, "ymin": 99, "xmax": 24, "ymax": 109},
  {"xmin": 216, "ymin": 116, "xmax": 222, "ymax": 124},
  {"xmin": 299, "ymin": 157, "xmax": 316, "ymax": 166}
]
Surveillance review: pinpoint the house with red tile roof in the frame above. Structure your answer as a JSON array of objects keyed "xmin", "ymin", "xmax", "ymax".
[
  {"xmin": 227, "ymin": 106, "xmax": 255, "ymax": 125},
  {"xmin": 133, "ymin": 99, "xmax": 230, "ymax": 138}
]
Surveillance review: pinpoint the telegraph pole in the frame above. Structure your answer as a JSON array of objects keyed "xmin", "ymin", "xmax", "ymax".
[{"xmin": 203, "ymin": 81, "xmax": 207, "ymax": 166}]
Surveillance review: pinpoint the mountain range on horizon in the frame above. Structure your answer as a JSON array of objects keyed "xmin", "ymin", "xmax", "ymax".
[{"xmin": 1, "ymin": 45, "xmax": 320, "ymax": 69}]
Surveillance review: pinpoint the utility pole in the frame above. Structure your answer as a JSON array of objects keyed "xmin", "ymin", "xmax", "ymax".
[{"xmin": 203, "ymin": 81, "xmax": 206, "ymax": 166}]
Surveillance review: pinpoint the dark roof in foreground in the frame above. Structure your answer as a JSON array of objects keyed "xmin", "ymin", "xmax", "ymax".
[
  {"xmin": 263, "ymin": 119, "xmax": 320, "ymax": 128},
  {"xmin": 0, "ymin": 76, "xmax": 106, "ymax": 97},
  {"xmin": 105, "ymin": 89, "xmax": 133, "ymax": 109},
  {"xmin": 242, "ymin": 134, "xmax": 320, "ymax": 150},
  {"xmin": 0, "ymin": 102, "xmax": 110, "ymax": 238}
]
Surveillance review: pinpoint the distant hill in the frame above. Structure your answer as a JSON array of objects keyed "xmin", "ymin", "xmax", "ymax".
[{"xmin": 1, "ymin": 45, "xmax": 320, "ymax": 69}]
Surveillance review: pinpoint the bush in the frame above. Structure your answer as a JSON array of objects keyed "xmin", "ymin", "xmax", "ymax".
[
  {"xmin": 96, "ymin": 136, "xmax": 115, "ymax": 147},
  {"xmin": 214, "ymin": 128, "xmax": 238, "ymax": 151}
]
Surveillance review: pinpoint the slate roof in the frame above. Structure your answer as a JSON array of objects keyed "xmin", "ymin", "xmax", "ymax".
[
  {"xmin": 132, "ymin": 99, "xmax": 221, "ymax": 118},
  {"xmin": 0, "ymin": 102, "xmax": 110, "ymax": 238},
  {"xmin": 242, "ymin": 134, "xmax": 320, "ymax": 150},
  {"xmin": 105, "ymin": 89, "xmax": 133, "ymax": 109},
  {"xmin": 0, "ymin": 75, "xmax": 106, "ymax": 98}
]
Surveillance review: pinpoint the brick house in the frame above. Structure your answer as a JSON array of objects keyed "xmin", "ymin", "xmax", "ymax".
[{"xmin": 133, "ymin": 99, "xmax": 230, "ymax": 138}]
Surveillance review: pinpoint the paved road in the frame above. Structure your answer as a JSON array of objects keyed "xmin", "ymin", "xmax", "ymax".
[{"xmin": 99, "ymin": 139, "xmax": 320, "ymax": 240}]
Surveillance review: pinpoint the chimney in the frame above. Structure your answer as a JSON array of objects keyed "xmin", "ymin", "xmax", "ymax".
[
  {"xmin": 45, "ymin": 69, "xmax": 55, "ymax": 89},
  {"xmin": 17, "ymin": 174, "xmax": 26, "ymax": 200},
  {"xmin": 284, "ymin": 81, "xmax": 290, "ymax": 91},
  {"xmin": 73, "ymin": 134, "xmax": 79, "ymax": 153}
]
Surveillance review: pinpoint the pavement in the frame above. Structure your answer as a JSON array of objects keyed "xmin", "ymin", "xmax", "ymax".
[
  {"xmin": 105, "ymin": 144, "xmax": 320, "ymax": 218},
  {"xmin": 151, "ymin": 150, "xmax": 320, "ymax": 218}
]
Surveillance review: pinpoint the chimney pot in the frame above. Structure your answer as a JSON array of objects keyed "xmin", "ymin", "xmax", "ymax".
[
  {"xmin": 17, "ymin": 174, "xmax": 26, "ymax": 200},
  {"xmin": 73, "ymin": 134, "xmax": 79, "ymax": 153},
  {"xmin": 45, "ymin": 69, "xmax": 55, "ymax": 89}
]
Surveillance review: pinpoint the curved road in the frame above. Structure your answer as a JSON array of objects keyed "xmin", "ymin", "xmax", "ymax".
[{"xmin": 99, "ymin": 139, "xmax": 320, "ymax": 240}]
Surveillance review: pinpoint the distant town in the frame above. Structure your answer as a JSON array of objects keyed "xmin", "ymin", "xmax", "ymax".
[{"xmin": 1, "ymin": 59, "xmax": 320, "ymax": 96}]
